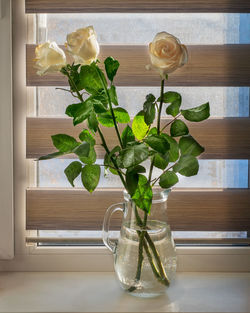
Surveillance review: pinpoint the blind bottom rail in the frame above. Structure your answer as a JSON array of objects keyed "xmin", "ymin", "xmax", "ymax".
[{"xmin": 26, "ymin": 237, "xmax": 250, "ymax": 246}]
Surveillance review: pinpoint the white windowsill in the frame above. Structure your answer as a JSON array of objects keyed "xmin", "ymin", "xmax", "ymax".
[{"xmin": 0, "ymin": 272, "xmax": 249, "ymax": 312}]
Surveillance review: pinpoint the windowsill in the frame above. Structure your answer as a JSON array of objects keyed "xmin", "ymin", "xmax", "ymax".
[{"xmin": 0, "ymin": 272, "xmax": 249, "ymax": 312}]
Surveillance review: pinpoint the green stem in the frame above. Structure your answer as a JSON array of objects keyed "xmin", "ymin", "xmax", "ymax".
[
  {"xmin": 148, "ymin": 156, "xmax": 155, "ymax": 182},
  {"xmin": 147, "ymin": 79, "xmax": 165, "ymax": 185},
  {"xmin": 128, "ymin": 210, "xmax": 147, "ymax": 292},
  {"xmin": 128, "ymin": 205, "xmax": 170, "ymax": 292},
  {"xmin": 97, "ymin": 126, "xmax": 127, "ymax": 189},
  {"xmin": 65, "ymin": 69, "xmax": 127, "ymax": 189},
  {"xmin": 161, "ymin": 113, "xmax": 181, "ymax": 133},
  {"xmin": 66, "ymin": 72, "xmax": 84, "ymax": 102},
  {"xmin": 142, "ymin": 239, "xmax": 165, "ymax": 284},
  {"xmin": 151, "ymin": 163, "xmax": 176, "ymax": 186},
  {"xmin": 96, "ymin": 69, "xmax": 123, "ymax": 148},
  {"xmin": 127, "ymin": 229, "xmax": 146, "ymax": 292},
  {"xmin": 157, "ymin": 79, "xmax": 165, "ymax": 135},
  {"xmin": 135, "ymin": 207, "xmax": 169, "ymax": 285},
  {"xmin": 144, "ymin": 232, "xmax": 170, "ymax": 286}
]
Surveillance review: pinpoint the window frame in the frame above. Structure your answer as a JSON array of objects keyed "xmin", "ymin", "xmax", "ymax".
[
  {"xmin": 0, "ymin": 0, "xmax": 14, "ymax": 260},
  {"xmin": 1, "ymin": 0, "xmax": 249, "ymax": 272}
]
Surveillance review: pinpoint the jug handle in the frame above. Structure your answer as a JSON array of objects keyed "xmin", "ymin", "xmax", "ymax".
[{"xmin": 102, "ymin": 202, "xmax": 124, "ymax": 253}]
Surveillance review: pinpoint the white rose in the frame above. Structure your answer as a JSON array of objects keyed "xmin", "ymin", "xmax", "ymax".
[
  {"xmin": 65, "ymin": 26, "xmax": 100, "ymax": 65},
  {"xmin": 148, "ymin": 32, "xmax": 188, "ymax": 78},
  {"xmin": 34, "ymin": 41, "xmax": 66, "ymax": 76}
]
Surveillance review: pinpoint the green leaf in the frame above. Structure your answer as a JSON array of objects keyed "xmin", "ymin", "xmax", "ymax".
[
  {"xmin": 173, "ymin": 155, "xmax": 199, "ymax": 177},
  {"xmin": 104, "ymin": 147, "xmax": 120, "ymax": 176},
  {"xmin": 51, "ymin": 134, "xmax": 79, "ymax": 152},
  {"xmin": 132, "ymin": 175, "xmax": 153, "ymax": 213},
  {"xmin": 80, "ymin": 147, "xmax": 96, "ymax": 165},
  {"xmin": 121, "ymin": 125, "xmax": 135, "ymax": 148},
  {"xmin": 98, "ymin": 108, "xmax": 130, "ymax": 127},
  {"xmin": 146, "ymin": 94, "xmax": 156, "ymax": 102},
  {"xmin": 90, "ymin": 98, "xmax": 108, "ymax": 113},
  {"xmin": 97, "ymin": 112, "xmax": 114, "ymax": 127},
  {"xmin": 64, "ymin": 161, "xmax": 82, "ymax": 187},
  {"xmin": 143, "ymin": 100, "xmax": 156, "ymax": 125},
  {"xmin": 73, "ymin": 142, "xmax": 90, "ymax": 158},
  {"xmin": 65, "ymin": 102, "xmax": 92, "ymax": 126},
  {"xmin": 126, "ymin": 165, "xmax": 146, "ymax": 196},
  {"xmin": 113, "ymin": 108, "xmax": 130, "ymax": 123},
  {"xmin": 148, "ymin": 127, "xmax": 158, "ymax": 135},
  {"xmin": 78, "ymin": 129, "xmax": 96, "ymax": 164},
  {"xmin": 181, "ymin": 102, "xmax": 210, "ymax": 122},
  {"xmin": 93, "ymin": 90, "xmax": 108, "ymax": 108},
  {"xmin": 61, "ymin": 64, "xmax": 84, "ymax": 92},
  {"xmin": 88, "ymin": 111, "xmax": 99, "ymax": 133},
  {"xmin": 159, "ymin": 170, "xmax": 179, "ymax": 189},
  {"xmin": 38, "ymin": 151, "xmax": 65, "ymax": 160},
  {"xmin": 108, "ymin": 85, "xmax": 118, "ymax": 106},
  {"xmin": 166, "ymin": 100, "xmax": 181, "ymax": 117},
  {"xmin": 81, "ymin": 164, "xmax": 101, "ymax": 193},
  {"xmin": 79, "ymin": 63, "xmax": 107, "ymax": 94},
  {"xmin": 153, "ymin": 153, "xmax": 169, "ymax": 170},
  {"xmin": 144, "ymin": 134, "xmax": 170, "ymax": 154},
  {"xmin": 143, "ymin": 94, "xmax": 156, "ymax": 125},
  {"xmin": 132, "ymin": 111, "xmax": 150, "ymax": 140},
  {"xmin": 104, "ymin": 56, "xmax": 120, "ymax": 82},
  {"xmin": 179, "ymin": 135, "xmax": 204, "ymax": 157},
  {"xmin": 79, "ymin": 129, "xmax": 96, "ymax": 146},
  {"xmin": 170, "ymin": 120, "xmax": 189, "ymax": 137},
  {"xmin": 158, "ymin": 91, "xmax": 181, "ymax": 104},
  {"xmin": 105, "ymin": 146, "xmax": 121, "ymax": 165},
  {"xmin": 121, "ymin": 143, "xmax": 149, "ymax": 168},
  {"xmin": 161, "ymin": 134, "xmax": 179, "ymax": 162}
]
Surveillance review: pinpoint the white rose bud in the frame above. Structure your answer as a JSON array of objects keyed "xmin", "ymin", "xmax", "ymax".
[
  {"xmin": 148, "ymin": 32, "xmax": 188, "ymax": 78},
  {"xmin": 65, "ymin": 26, "xmax": 100, "ymax": 65},
  {"xmin": 34, "ymin": 41, "xmax": 66, "ymax": 76}
]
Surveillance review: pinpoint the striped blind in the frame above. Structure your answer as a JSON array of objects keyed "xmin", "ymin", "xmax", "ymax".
[{"xmin": 25, "ymin": 0, "xmax": 250, "ymax": 245}]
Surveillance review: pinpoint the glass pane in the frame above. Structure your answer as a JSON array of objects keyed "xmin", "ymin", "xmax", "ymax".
[
  {"xmin": 38, "ymin": 159, "xmax": 248, "ymax": 189},
  {"xmin": 28, "ymin": 13, "xmax": 250, "ymax": 243},
  {"xmin": 35, "ymin": 13, "xmax": 250, "ymax": 45},
  {"xmin": 36, "ymin": 86, "xmax": 249, "ymax": 117}
]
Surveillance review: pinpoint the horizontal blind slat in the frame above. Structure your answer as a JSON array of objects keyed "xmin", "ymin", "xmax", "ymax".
[
  {"xmin": 26, "ymin": 45, "xmax": 250, "ymax": 87},
  {"xmin": 26, "ymin": 188, "xmax": 250, "ymax": 231},
  {"xmin": 27, "ymin": 117, "xmax": 250, "ymax": 159},
  {"xmin": 25, "ymin": 0, "xmax": 250, "ymax": 13}
]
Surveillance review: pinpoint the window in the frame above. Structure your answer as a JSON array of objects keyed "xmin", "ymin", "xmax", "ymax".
[{"xmin": 2, "ymin": 0, "xmax": 249, "ymax": 271}]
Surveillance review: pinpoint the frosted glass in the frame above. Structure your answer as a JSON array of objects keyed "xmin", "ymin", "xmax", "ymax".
[
  {"xmin": 35, "ymin": 13, "xmax": 250, "ymax": 45},
  {"xmin": 38, "ymin": 159, "xmax": 248, "ymax": 189},
  {"xmin": 36, "ymin": 86, "xmax": 249, "ymax": 118}
]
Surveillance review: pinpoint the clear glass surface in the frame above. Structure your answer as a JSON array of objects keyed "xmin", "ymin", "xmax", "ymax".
[
  {"xmin": 27, "ymin": 13, "xmax": 250, "ymax": 242},
  {"xmin": 35, "ymin": 13, "xmax": 250, "ymax": 45},
  {"xmin": 103, "ymin": 190, "xmax": 176, "ymax": 297}
]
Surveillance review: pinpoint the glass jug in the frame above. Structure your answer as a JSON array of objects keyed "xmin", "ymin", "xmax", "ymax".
[{"xmin": 103, "ymin": 189, "xmax": 177, "ymax": 298}]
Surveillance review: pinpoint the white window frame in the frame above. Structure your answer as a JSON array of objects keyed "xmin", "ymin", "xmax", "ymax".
[
  {"xmin": 0, "ymin": 0, "xmax": 14, "ymax": 260},
  {"xmin": 0, "ymin": 0, "xmax": 249, "ymax": 271}
]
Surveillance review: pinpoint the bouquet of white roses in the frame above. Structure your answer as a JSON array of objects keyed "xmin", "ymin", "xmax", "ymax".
[{"xmin": 35, "ymin": 26, "xmax": 209, "ymax": 292}]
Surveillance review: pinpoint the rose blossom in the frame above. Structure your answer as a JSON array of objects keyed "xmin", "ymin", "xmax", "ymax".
[
  {"xmin": 34, "ymin": 41, "xmax": 66, "ymax": 76},
  {"xmin": 148, "ymin": 32, "xmax": 188, "ymax": 78},
  {"xmin": 65, "ymin": 26, "xmax": 100, "ymax": 65}
]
